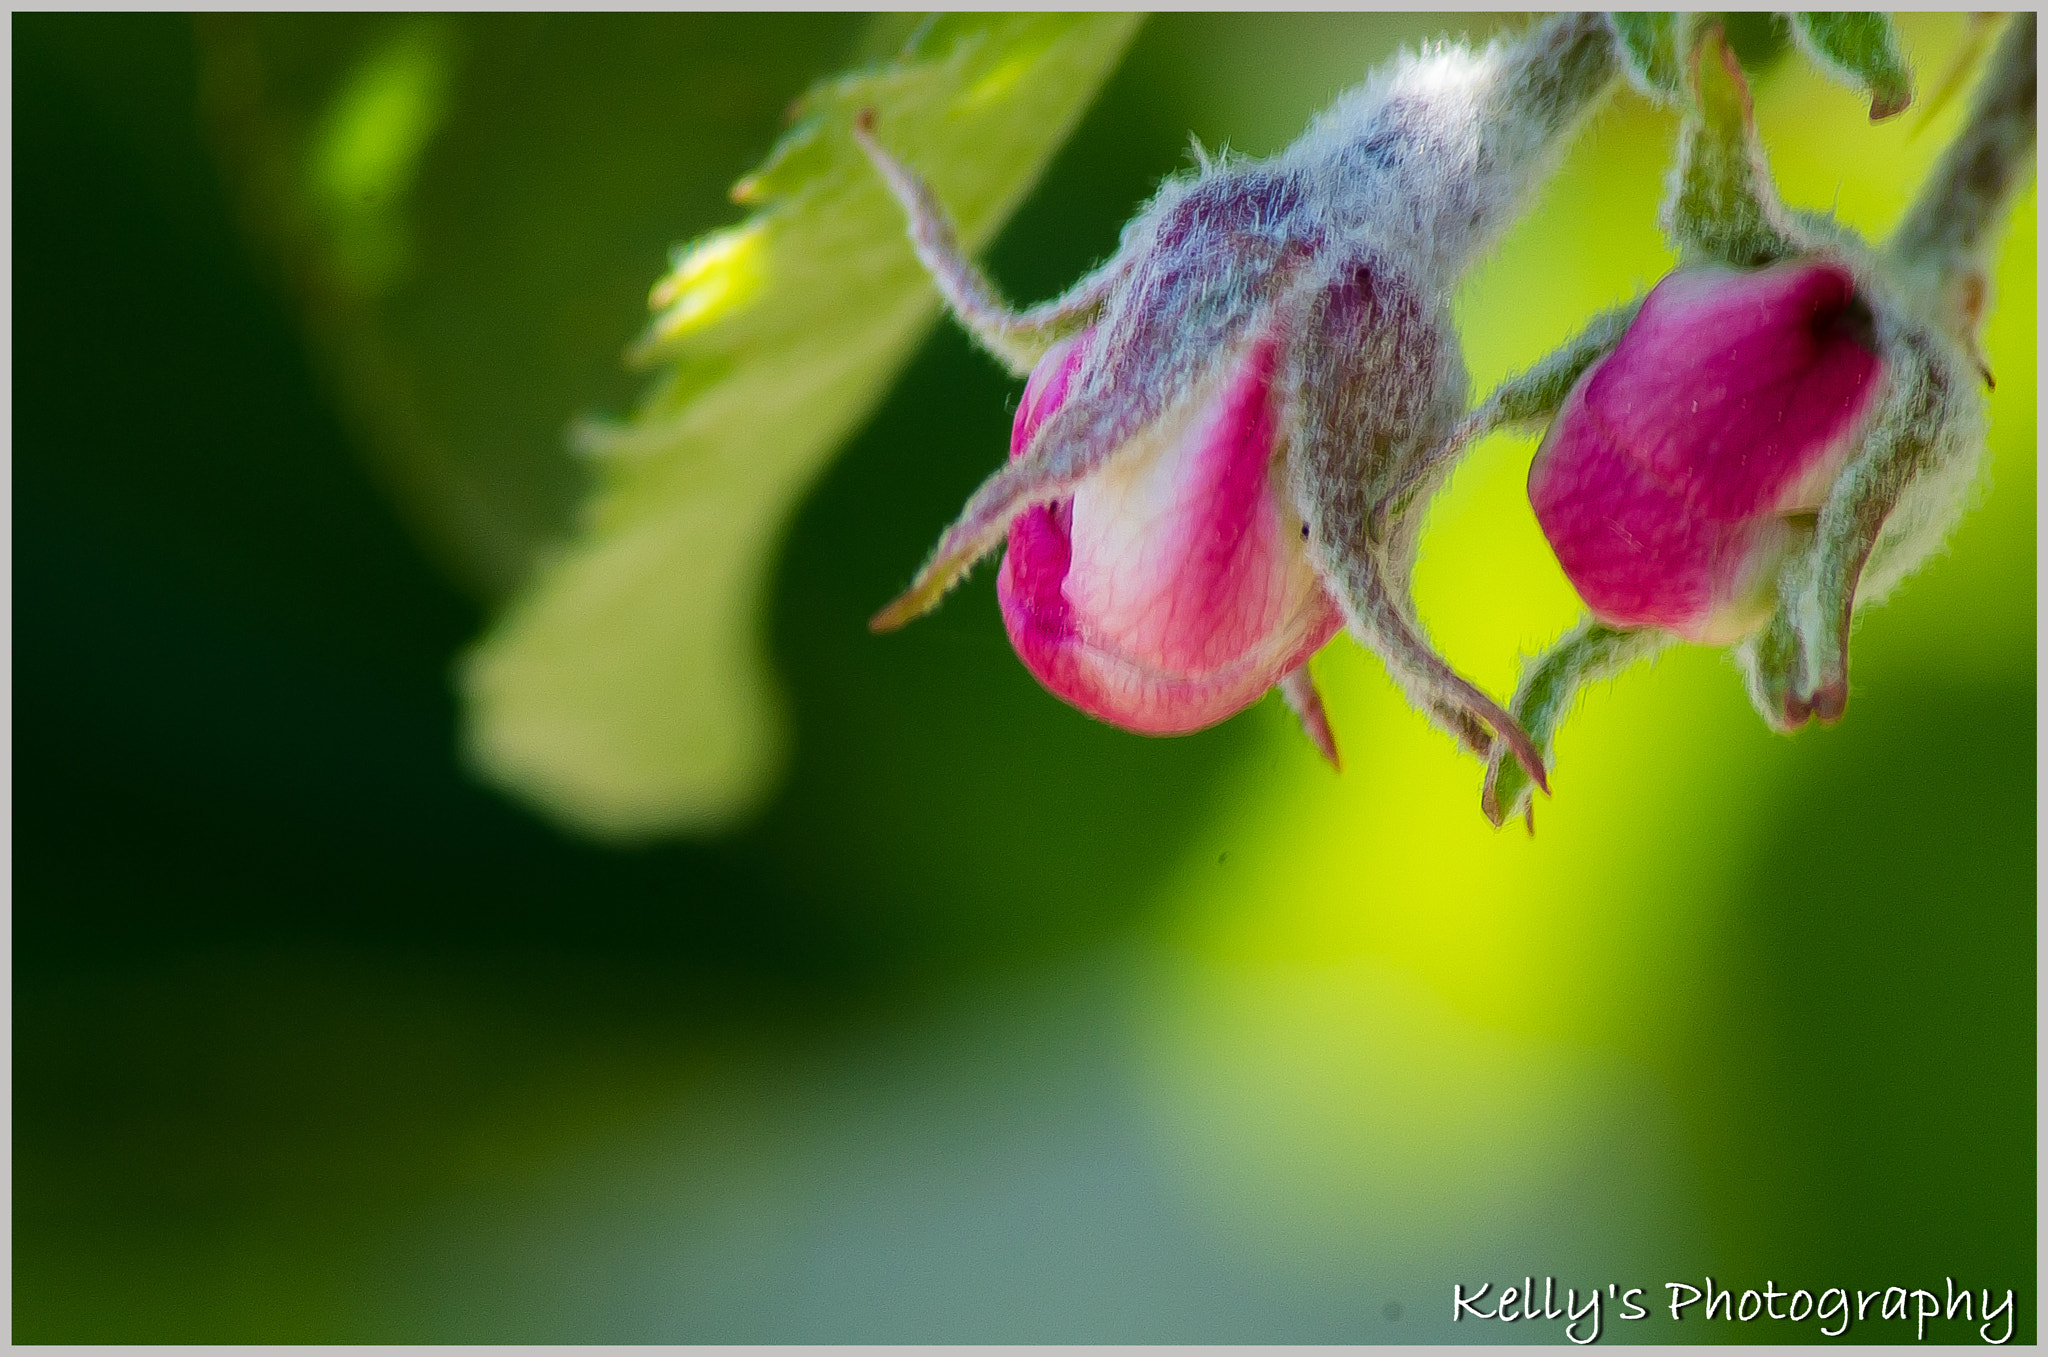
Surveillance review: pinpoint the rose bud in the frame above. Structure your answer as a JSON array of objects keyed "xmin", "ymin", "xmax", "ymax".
[
  {"xmin": 996, "ymin": 327, "xmax": 1345, "ymax": 758},
  {"xmin": 854, "ymin": 13, "xmax": 1630, "ymax": 790},
  {"xmin": 1527, "ymin": 260, "xmax": 1886, "ymax": 647}
]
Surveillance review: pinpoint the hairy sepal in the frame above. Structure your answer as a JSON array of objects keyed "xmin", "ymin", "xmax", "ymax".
[
  {"xmin": 1608, "ymin": 12, "xmax": 1692, "ymax": 105},
  {"xmin": 1791, "ymin": 12, "xmax": 1915, "ymax": 122}
]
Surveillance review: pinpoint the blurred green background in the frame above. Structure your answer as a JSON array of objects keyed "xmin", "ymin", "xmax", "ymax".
[{"xmin": 14, "ymin": 12, "xmax": 2034, "ymax": 1342}]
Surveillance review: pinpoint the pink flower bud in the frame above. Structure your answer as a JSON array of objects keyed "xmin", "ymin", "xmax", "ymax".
[
  {"xmin": 997, "ymin": 328, "xmax": 1344, "ymax": 734},
  {"xmin": 1528, "ymin": 261, "xmax": 1885, "ymax": 644},
  {"xmin": 861, "ymin": 14, "xmax": 1623, "ymax": 783}
]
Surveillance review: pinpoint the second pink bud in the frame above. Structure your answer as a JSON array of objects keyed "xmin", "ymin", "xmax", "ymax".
[{"xmin": 1529, "ymin": 261, "xmax": 1887, "ymax": 645}]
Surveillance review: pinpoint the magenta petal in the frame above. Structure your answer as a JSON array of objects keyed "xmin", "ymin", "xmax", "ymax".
[
  {"xmin": 1530, "ymin": 262, "xmax": 1885, "ymax": 642},
  {"xmin": 1590, "ymin": 263, "xmax": 1884, "ymax": 518},
  {"xmin": 1527, "ymin": 421, "xmax": 1791, "ymax": 641},
  {"xmin": 1010, "ymin": 331, "xmax": 1090, "ymax": 460},
  {"xmin": 998, "ymin": 335, "xmax": 1342, "ymax": 734}
]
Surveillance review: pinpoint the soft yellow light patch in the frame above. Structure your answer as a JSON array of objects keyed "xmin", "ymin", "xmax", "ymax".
[
  {"xmin": 957, "ymin": 52, "xmax": 1037, "ymax": 111},
  {"xmin": 311, "ymin": 23, "xmax": 451, "ymax": 215},
  {"xmin": 648, "ymin": 223, "xmax": 771, "ymax": 342},
  {"xmin": 306, "ymin": 21, "xmax": 453, "ymax": 295}
]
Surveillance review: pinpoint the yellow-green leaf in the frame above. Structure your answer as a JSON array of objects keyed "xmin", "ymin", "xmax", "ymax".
[{"xmin": 461, "ymin": 14, "xmax": 1143, "ymax": 840}]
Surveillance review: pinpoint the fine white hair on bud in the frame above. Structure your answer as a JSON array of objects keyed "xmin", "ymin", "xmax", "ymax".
[
  {"xmin": 860, "ymin": 13, "xmax": 1622, "ymax": 795},
  {"xmin": 1284, "ymin": 12, "xmax": 1620, "ymax": 288}
]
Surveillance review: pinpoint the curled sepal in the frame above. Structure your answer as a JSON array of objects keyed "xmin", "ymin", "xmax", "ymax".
[
  {"xmin": 874, "ymin": 13, "xmax": 1624, "ymax": 786},
  {"xmin": 1282, "ymin": 258, "xmax": 1549, "ymax": 794},
  {"xmin": 1792, "ymin": 12, "xmax": 1915, "ymax": 121},
  {"xmin": 1481, "ymin": 618, "xmax": 1669, "ymax": 830},
  {"xmin": 1607, "ymin": 12, "xmax": 1694, "ymax": 105},
  {"xmin": 1735, "ymin": 15, "xmax": 2029, "ymax": 734},
  {"xmin": 1665, "ymin": 25, "xmax": 1803, "ymax": 268},
  {"xmin": 1736, "ymin": 335, "xmax": 1973, "ymax": 731}
]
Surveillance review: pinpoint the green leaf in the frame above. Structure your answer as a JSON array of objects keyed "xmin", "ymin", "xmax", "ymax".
[
  {"xmin": 1792, "ymin": 12, "xmax": 1914, "ymax": 121},
  {"xmin": 1608, "ymin": 12, "xmax": 1690, "ymax": 104},
  {"xmin": 460, "ymin": 14, "xmax": 1143, "ymax": 840}
]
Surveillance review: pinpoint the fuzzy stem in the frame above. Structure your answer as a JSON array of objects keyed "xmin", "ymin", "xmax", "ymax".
[
  {"xmin": 1475, "ymin": 13, "xmax": 1622, "ymax": 183},
  {"xmin": 1295, "ymin": 12, "xmax": 1619, "ymax": 285},
  {"xmin": 853, "ymin": 110, "xmax": 1118, "ymax": 377},
  {"xmin": 1890, "ymin": 13, "xmax": 2036, "ymax": 278},
  {"xmin": 1449, "ymin": 11, "xmax": 1621, "ymax": 270},
  {"xmin": 1481, "ymin": 618, "xmax": 1667, "ymax": 828}
]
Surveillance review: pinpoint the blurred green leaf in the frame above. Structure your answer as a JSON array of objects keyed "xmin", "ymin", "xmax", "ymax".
[
  {"xmin": 459, "ymin": 14, "xmax": 1142, "ymax": 841},
  {"xmin": 302, "ymin": 20, "xmax": 454, "ymax": 293},
  {"xmin": 199, "ymin": 14, "xmax": 870, "ymax": 597}
]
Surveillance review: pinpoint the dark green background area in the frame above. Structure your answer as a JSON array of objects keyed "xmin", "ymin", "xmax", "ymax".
[{"xmin": 13, "ymin": 13, "xmax": 2035, "ymax": 1342}]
